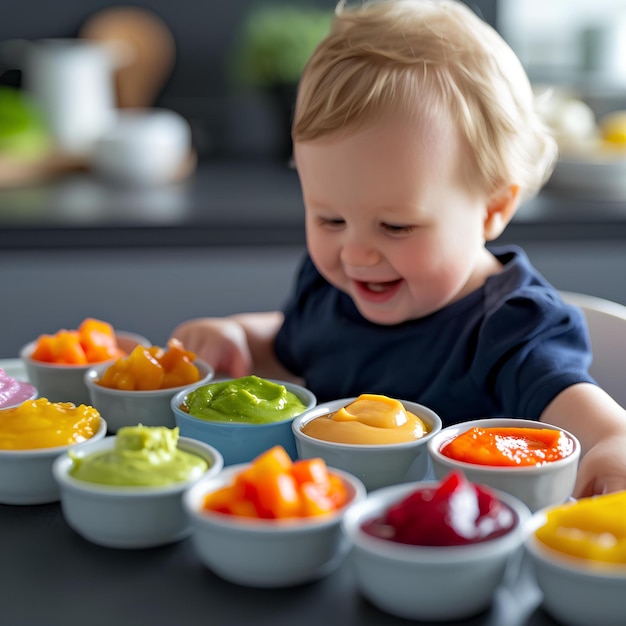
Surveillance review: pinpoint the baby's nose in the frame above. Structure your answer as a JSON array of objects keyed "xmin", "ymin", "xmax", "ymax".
[{"xmin": 340, "ymin": 239, "xmax": 381, "ymax": 267}]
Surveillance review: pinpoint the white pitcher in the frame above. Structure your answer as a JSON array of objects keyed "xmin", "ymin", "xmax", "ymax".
[{"xmin": 1, "ymin": 38, "xmax": 122, "ymax": 156}]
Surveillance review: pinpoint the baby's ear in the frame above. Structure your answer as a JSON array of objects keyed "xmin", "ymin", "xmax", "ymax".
[{"xmin": 483, "ymin": 185, "xmax": 520, "ymax": 241}]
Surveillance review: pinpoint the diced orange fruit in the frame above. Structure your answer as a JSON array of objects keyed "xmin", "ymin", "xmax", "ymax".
[
  {"xmin": 201, "ymin": 446, "xmax": 349, "ymax": 520},
  {"xmin": 30, "ymin": 318, "xmax": 126, "ymax": 365},
  {"xmin": 97, "ymin": 338, "xmax": 200, "ymax": 391}
]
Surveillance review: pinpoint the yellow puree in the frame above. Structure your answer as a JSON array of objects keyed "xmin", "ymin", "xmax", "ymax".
[
  {"xmin": 69, "ymin": 425, "xmax": 208, "ymax": 487},
  {"xmin": 535, "ymin": 491, "xmax": 626, "ymax": 565},
  {"xmin": 301, "ymin": 394, "xmax": 429, "ymax": 444},
  {"xmin": 0, "ymin": 398, "xmax": 101, "ymax": 450}
]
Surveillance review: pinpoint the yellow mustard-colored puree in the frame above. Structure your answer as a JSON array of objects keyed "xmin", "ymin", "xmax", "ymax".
[
  {"xmin": 301, "ymin": 394, "xmax": 429, "ymax": 444},
  {"xmin": 535, "ymin": 491, "xmax": 626, "ymax": 565},
  {"xmin": 0, "ymin": 398, "xmax": 101, "ymax": 450},
  {"xmin": 69, "ymin": 425, "xmax": 208, "ymax": 487}
]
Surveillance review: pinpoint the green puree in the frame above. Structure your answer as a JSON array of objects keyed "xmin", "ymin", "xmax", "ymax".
[
  {"xmin": 184, "ymin": 375, "xmax": 307, "ymax": 424},
  {"xmin": 69, "ymin": 425, "xmax": 208, "ymax": 487}
]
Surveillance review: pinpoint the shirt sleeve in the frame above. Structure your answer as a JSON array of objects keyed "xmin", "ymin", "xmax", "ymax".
[{"xmin": 472, "ymin": 288, "xmax": 596, "ymax": 420}]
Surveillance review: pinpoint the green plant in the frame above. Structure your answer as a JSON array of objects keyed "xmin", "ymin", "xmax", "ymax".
[{"xmin": 230, "ymin": 4, "xmax": 334, "ymax": 88}]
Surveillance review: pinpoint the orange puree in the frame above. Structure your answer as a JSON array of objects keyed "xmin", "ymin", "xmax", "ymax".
[
  {"xmin": 0, "ymin": 398, "xmax": 101, "ymax": 450},
  {"xmin": 301, "ymin": 394, "xmax": 428, "ymax": 444},
  {"xmin": 440, "ymin": 426, "xmax": 574, "ymax": 467}
]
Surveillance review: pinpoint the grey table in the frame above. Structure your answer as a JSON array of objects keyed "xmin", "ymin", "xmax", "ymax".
[{"xmin": 0, "ymin": 496, "xmax": 563, "ymax": 626}]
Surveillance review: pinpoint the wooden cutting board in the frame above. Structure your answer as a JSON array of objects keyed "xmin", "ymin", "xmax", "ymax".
[{"xmin": 0, "ymin": 152, "xmax": 87, "ymax": 189}]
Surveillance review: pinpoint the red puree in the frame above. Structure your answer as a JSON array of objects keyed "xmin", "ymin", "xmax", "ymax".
[
  {"xmin": 362, "ymin": 471, "xmax": 516, "ymax": 546},
  {"xmin": 440, "ymin": 427, "xmax": 573, "ymax": 467}
]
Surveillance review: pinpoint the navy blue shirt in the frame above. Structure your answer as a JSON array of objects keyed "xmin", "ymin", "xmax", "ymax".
[{"xmin": 274, "ymin": 245, "xmax": 595, "ymax": 426}]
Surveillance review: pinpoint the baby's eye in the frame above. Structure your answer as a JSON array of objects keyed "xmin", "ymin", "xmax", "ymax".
[
  {"xmin": 318, "ymin": 217, "xmax": 345, "ymax": 229},
  {"xmin": 381, "ymin": 223, "xmax": 414, "ymax": 235}
]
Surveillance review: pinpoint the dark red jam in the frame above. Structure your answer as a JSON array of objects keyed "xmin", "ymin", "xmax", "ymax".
[{"xmin": 361, "ymin": 471, "xmax": 516, "ymax": 546}]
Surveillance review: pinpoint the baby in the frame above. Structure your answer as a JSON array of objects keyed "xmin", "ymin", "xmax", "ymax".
[{"xmin": 172, "ymin": 0, "xmax": 626, "ymax": 497}]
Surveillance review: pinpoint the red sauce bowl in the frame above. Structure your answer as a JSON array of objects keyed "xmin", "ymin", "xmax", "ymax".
[{"xmin": 427, "ymin": 418, "xmax": 580, "ymax": 512}]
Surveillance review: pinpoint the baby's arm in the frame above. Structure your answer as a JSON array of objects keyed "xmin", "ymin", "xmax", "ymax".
[
  {"xmin": 171, "ymin": 311, "xmax": 296, "ymax": 381},
  {"xmin": 540, "ymin": 382, "xmax": 626, "ymax": 497}
]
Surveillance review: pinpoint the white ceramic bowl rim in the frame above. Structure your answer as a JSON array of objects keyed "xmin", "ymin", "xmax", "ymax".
[
  {"xmin": 84, "ymin": 359, "xmax": 214, "ymax": 396},
  {"xmin": 184, "ymin": 465, "xmax": 365, "ymax": 532},
  {"xmin": 53, "ymin": 435, "xmax": 223, "ymax": 497},
  {"xmin": 428, "ymin": 418, "xmax": 581, "ymax": 473},
  {"xmin": 19, "ymin": 331, "xmax": 150, "ymax": 369},
  {"xmin": 292, "ymin": 398, "xmax": 442, "ymax": 450},
  {"xmin": 0, "ymin": 417, "xmax": 108, "ymax": 457},
  {"xmin": 343, "ymin": 480, "xmax": 530, "ymax": 562}
]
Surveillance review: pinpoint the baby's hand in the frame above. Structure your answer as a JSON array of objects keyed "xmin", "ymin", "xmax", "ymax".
[
  {"xmin": 573, "ymin": 434, "xmax": 626, "ymax": 498},
  {"xmin": 170, "ymin": 318, "xmax": 252, "ymax": 379}
]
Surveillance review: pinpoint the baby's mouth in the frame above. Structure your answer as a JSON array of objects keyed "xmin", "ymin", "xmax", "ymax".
[{"xmin": 358, "ymin": 279, "xmax": 402, "ymax": 293}]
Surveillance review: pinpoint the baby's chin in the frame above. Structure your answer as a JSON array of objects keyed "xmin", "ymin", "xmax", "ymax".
[{"xmin": 352, "ymin": 301, "xmax": 416, "ymax": 326}]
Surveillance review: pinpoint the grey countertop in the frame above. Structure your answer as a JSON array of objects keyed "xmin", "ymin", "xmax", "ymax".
[{"xmin": 1, "ymin": 159, "xmax": 626, "ymax": 250}]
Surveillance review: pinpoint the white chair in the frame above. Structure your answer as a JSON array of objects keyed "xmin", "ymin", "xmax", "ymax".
[{"xmin": 560, "ymin": 291, "xmax": 626, "ymax": 408}]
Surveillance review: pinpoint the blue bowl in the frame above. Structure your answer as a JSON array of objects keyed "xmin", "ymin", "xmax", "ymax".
[{"xmin": 170, "ymin": 379, "xmax": 316, "ymax": 465}]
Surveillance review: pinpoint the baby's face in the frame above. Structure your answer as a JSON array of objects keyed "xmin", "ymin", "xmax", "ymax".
[{"xmin": 294, "ymin": 109, "xmax": 501, "ymax": 325}]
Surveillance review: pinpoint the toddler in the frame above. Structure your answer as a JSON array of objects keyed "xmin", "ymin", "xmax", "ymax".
[{"xmin": 172, "ymin": 0, "xmax": 626, "ymax": 497}]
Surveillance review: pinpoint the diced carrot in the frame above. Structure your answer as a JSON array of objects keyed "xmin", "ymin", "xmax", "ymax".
[
  {"xmin": 203, "ymin": 485, "xmax": 240, "ymax": 514},
  {"xmin": 158, "ymin": 337, "xmax": 196, "ymax": 370},
  {"xmin": 255, "ymin": 471, "xmax": 301, "ymax": 519},
  {"xmin": 201, "ymin": 447, "xmax": 349, "ymax": 521},
  {"xmin": 161, "ymin": 358, "xmax": 200, "ymax": 388},
  {"xmin": 291, "ymin": 458, "xmax": 330, "ymax": 487},
  {"xmin": 300, "ymin": 482, "xmax": 336, "ymax": 516},
  {"xmin": 79, "ymin": 318, "xmax": 122, "ymax": 363},
  {"xmin": 326, "ymin": 474, "xmax": 349, "ymax": 509},
  {"xmin": 228, "ymin": 499, "xmax": 261, "ymax": 518},
  {"xmin": 54, "ymin": 331, "xmax": 88, "ymax": 365},
  {"xmin": 147, "ymin": 345, "xmax": 165, "ymax": 360},
  {"xmin": 30, "ymin": 334, "xmax": 57, "ymax": 362},
  {"xmin": 254, "ymin": 445, "xmax": 294, "ymax": 473},
  {"xmin": 127, "ymin": 346, "xmax": 164, "ymax": 391}
]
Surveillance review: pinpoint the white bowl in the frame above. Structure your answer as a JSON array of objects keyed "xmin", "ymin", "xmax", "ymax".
[
  {"xmin": 84, "ymin": 359, "xmax": 214, "ymax": 432},
  {"xmin": 525, "ymin": 502, "xmax": 626, "ymax": 626},
  {"xmin": 183, "ymin": 463, "xmax": 366, "ymax": 587},
  {"xmin": 342, "ymin": 479, "xmax": 531, "ymax": 621},
  {"xmin": 172, "ymin": 378, "xmax": 316, "ymax": 465},
  {"xmin": 0, "ymin": 415, "xmax": 107, "ymax": 505},
  {"xmin": 53, "ymin": 434, "xmax": 223, "ymax": 549},
  {"xmin": 292, "ymin": 398, "xmax": 442, "ymax": 491},
  {"xmin": 427, "ymin": 418, "xmax": 581, "ymax": 512},
  {"xmin": 20, "ymin": 331, "xmax": 150, "ymax": 406},
  {"xmin": 92, "ymin": 109, "xmax": 192, "ymax": 187}
]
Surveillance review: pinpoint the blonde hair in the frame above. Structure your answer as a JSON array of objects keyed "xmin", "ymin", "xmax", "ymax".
[{"xmin": 293, "ymin": 0, "xmax": 557, "ymax": 199}]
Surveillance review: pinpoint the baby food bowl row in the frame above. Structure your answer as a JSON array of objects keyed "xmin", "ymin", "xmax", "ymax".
[{"xmin": 4, "ymin": 393, "xmax": 617, "ymax": 624}]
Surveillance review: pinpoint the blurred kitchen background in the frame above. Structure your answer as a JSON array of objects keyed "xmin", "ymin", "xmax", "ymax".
[{"xmin": 2, "ymin": 0, "xmax": 626, "ymax": 358}]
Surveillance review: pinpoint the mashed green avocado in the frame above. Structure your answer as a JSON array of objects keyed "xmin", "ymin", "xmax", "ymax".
[
  {"xmin": 184, "ymin": 375, "xmax": 307, "ymax": 424},
  {"xmin": 69, "ymin": 425, "xmax": 208, "ymax": 487}
]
